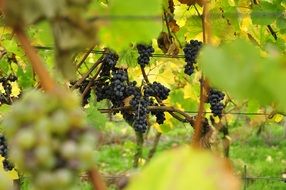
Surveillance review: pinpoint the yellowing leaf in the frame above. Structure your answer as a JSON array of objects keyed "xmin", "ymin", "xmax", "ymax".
[
  {"xmin": 183, "ymin": 83, "xmax": 198, "ymax": 100},
  {"xmin": 153, "ymin": 123, "xmax": 163, "ymax": 133},
  {"xmin": 272, "ymin": 114, "xmax": 284, "ymax": 123},
  {"xmin": 11, "ymin": 82, "xmax": 21, "ymax": 97},
  {"xmin": 0, "ymin": 156, "xmax": 18, "ymax": 180},
  {"xmin": 126, "ymin": 146, "xmax": 240, "ymax": 190},
  {"xmin": 153, "ymin": 113, "xmax": 174, "ymax": 133}
]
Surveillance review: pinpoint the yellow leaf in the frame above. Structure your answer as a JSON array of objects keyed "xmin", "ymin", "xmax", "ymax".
[
  {"xmin": 183, "ymin": 83, "xmax": 198, "ymax": 101},
  {"xmin": 153, "ymin": 113, "xmax": 174, "ymax": 133},
  {"xmin": 153, "ymin": 123, "xmax": 163, "ymax": 133},
  {"xmin": 126, "ymin": 146, "xmax": 241, "ymax": 190},
  {"xmin": 0, "ymin": 156, "xmax": 18, "ymax": 180},
  {"xmin": 272, "ymin": 114, "xmax": 284, "ymax": 123},
  {"xmin": 11, "ymin": 82, "xmax": 21, "ymax": 97}
]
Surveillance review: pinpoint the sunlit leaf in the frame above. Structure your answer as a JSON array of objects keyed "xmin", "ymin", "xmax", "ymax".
[{"xmin": 127, "ymin": 146, "xmax": 240, "ymax": 190}]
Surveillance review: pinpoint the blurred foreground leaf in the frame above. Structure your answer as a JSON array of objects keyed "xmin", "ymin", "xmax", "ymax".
[
  {"xmin": 94, "ymin": 0, "xmax": 162, "ymax": 51},
  {"xmin": 126, "ymin": 146, "xmax": 240, "ymax": 190},
  {"xmin": 200, "ymin": 39, "xmax": 286, "ymax": 112}
]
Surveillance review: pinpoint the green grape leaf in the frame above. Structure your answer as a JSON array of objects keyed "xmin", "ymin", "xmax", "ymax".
[
  {"xmin": 276, "ymin": 16, "xmax": 286, "ymax": 34},
  {"xmin": 251, "ymin": 2, "xmax": 283, "ymax": 25},
  {"xmin": 118, "ymin": 49, "xmax": 137, "ymax": 68},
  {"xmin": 16, "ymin": 65, "xmax": 34, "ymax": 89},
  {"xmin": 0, "ymin": 58, "xmax": 9, "ymax": 74},
  {"xmin": 126, "ymin": 146, "xmax": 240, "ymax": 190},
  {"xmin": 94, "ymin": 0, "xmax": 162, "ymax": 51},
  {"xmin": 86, "ymin": 96, "xmax": 108, "ymax": 129},
  {"xmin": 170, "ymin": 89, "xmax": 198, "ymax": 111},
  {"xmin": 209, "ymin": 5, "xmax": 238, "ymax": 40}
]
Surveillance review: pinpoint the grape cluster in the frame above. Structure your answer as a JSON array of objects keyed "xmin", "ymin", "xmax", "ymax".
[
  {"xmin": 95, "ymin": 68, "xmax": 129, "ymax": 109},
  {"xmin": 183, "ymin": 40, "xmax": 203, "ymax": 76},
  {"xmin": 102, "ymin": 51, "xmax": 119, "ymax": 68},
  {"xmin": 144, "ymin": 82, "xmax": 170, "ymax": 100},
  {"xmin": 93, "ymin": 48, "xmax": 170, "ymax": 132},
  {"xmin": 207, "ymin": 88, "xmax": 225, "ymax": 117},
  {"xmin": 2, "ymin": 90, "xmax": 97, "ymax": 190},
  {"xmin": 95, "ymin": 66, "xmax": 152, "ymax": 133},
  {"xmin": 0, "ymin": 134, "xmax": 14, "ymax": 171},
  {"xmin": 130, "ymin": 94, "xmax": 150, "ymax": 133},
  {"xmin": 137, "ymin": 44, "xmax": 154, "ymax": 67},
  {"xmin": 151, "ymin": 107, "xmax": 166, "ymax": 125},
  {"xmin": 0, "ymin": 74, "xmax": 18, "ymax": 105},
  {"xmin": 110, "ymin": 69, "xmax": 128, "ymax": 99},
  {"xmin": 72, "ymin": 50, "xmax": 119, "ymax": 106}
]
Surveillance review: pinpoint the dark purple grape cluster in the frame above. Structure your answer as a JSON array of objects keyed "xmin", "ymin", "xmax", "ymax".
[
  {"xmin": 72, "ymin": 50, "xmax": 119, "ymax": 106},
  {"xmin": 130, "ymin": 94, "xmax": 150, "ymax": 133},
  {"xmin": 111, "ymin": 69, "xmax": 128, "ymax": 98},
  {"xmin": 183, "ymin": 40, "xmax": 203, "ymax": 76},
  {"xmin": 102, "ymin": 51, "xmax": 119, "ymax": 68},
  {"xmin": 93, "ymin": 49, "xmax": 171, "ymax": 133},
  {"xmin": 151, "ymin": 110, "xmax": 166, "ymax": 124},
  {"xmin": 207, "ymin": 88, "xmax": 225, "ymax": 117},
  {"xmin": 137, "ymin": 44, "xmax": 154, "ymax": 67},
  {"xmin": 0, "ymin": 134, "xmax": 14, "ymax": 171},
  {"xmin": 94, "ymin": 68, "xmax": 130, "ymax": 111},
  {"xmin": 0, "ymin": 74, "xmax": 18, "ymax": 105},
  {"xmin": 94, "ymin": 79, "xmax": 111, "ymax": 102},
  {"xmin": 144, "ymin": 82, "xmax": 170, "ymax": 100},
  {"xmin": 0, "ymin": 134, "xmax": 8, "ymax": 158}
]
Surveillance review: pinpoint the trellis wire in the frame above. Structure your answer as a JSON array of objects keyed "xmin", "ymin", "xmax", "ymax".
[
  {"xmin": 33, "ymin": 45, "xmax": 286, "ymax": 117},
  {"xmin": 242, "ymin": 165, "xmax": 286, "ymax": 190},
  {"xmin": 33, "ymin": 46, "xmax": 186, "ymax": 58}
]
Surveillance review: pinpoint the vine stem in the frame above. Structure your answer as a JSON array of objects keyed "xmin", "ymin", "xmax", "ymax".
[
  {"xmin": 13, "ymin": 27, "xmax": 107, "ymax": 190},
  {"xmin": 147, "ymin": 132, "xmax": 162, "ymax": 161},
  {"xmin": 140, "ymin": 65, "xmax": 188, "ymax": 123},
  {"xmin": 191, "ymin": 1, "xmax": 211, "ymax": 148},
  {"xmin": 72, "ymin": 56, "xmax": 103, "ymax": 89},
  {"xmin": 88, "ymin": 168, "xmax": 107, "ymax": 190},
  {"xmin": 76, "ymin": 46, "xmax": 95, "ymax": 69},
  {"xmin": 14, "ymin": 28, "xmax": 56, "ymax": 92},
  {"xmin": 81, "ymin": 63, "xmax": 104, "ymax": 101},
  {"xmin": 98, "ymin": 105, "xmax": 195, "ymax": 123},
  {"xmin": 133, "ymin": 132, "xmax": 144, "ymax": 168}
]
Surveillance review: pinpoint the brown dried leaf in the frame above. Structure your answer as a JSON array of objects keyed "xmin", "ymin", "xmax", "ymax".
[
  {"xmin": 168, "ymin": 19, "xmax": 180, "ymax": 33},
  {"xmin": 157, "ymin": 32, "xmax": 172, "ymax": 53},
  {"xmin": 167, "ymin": 42, "xmax": 179, "ymax": 56}
]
